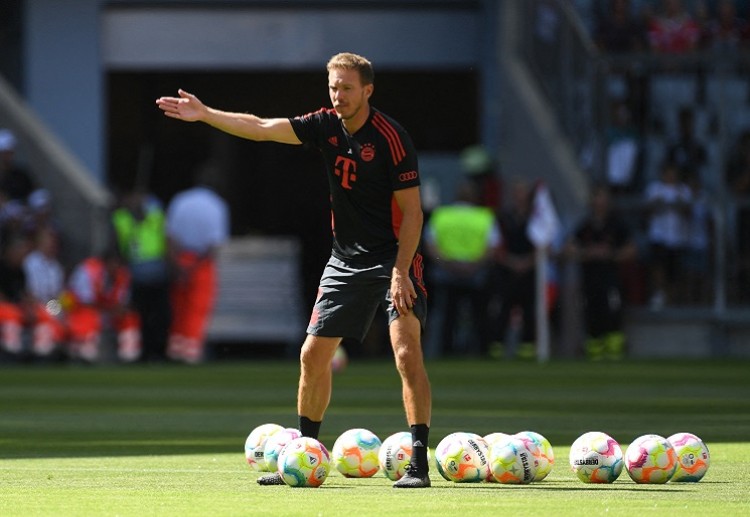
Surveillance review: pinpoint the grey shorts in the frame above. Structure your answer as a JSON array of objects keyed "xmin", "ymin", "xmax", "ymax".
[{"xmin": 306, "ymin": 255, "xmax": 428, "ymax": 342}]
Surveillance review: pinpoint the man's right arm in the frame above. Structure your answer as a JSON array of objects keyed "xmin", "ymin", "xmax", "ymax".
[{"xmin": 156, "ymin": 89, "xmax": 302, "ymax": 145}]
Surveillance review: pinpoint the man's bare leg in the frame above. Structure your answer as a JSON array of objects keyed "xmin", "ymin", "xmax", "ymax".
[
  {"xmin": 389, "ymin": 312, "xmax": 432, "ymax": 488},
  {"xmin": 257, "ymin": 334, "xmax": 341, "ymax": 486}
]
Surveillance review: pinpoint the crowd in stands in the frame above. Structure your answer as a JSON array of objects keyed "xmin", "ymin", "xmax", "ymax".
[
  {"xmin": 581, "ymin": 0, "xmax": 750, "ymax": 307},
  {"xmin": 0, "ymin": 128, "xmax": 229, "ymax": 365},
  {"xmin": 593, "ymin": 0, "xmax": 750, "ymax": 54}
]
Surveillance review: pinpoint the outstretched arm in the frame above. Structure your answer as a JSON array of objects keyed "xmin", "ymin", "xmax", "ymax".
[{"xmin": 156, "ymin": 89, "xmax": 302, "ymax": 145}]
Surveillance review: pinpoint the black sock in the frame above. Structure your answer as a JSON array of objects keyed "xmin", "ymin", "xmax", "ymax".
[
  {"xmin": 410, "ymin": 423, "xmax": 429, "ymax": 471},
  {"xmin": 298, "ymin": 415, "xmax": 322, "ymax": 439}
]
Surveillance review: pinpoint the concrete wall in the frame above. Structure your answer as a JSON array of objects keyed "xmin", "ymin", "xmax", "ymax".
[{"xmin": 24, "ymin": 0, "xmax": 104, "ymax": 183}]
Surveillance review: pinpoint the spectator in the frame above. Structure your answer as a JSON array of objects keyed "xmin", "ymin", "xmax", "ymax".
[
  {"xmin": 595, "ymin": 0, "xmax": 648, "ymax": 53},
  {"xmin": 666, "ymin": 106, "xmax": 708, "ymax": 183},
  {"xmin": 0, "ymin": 129, "xmax": 36, "ymax": 202},
  {"xmin": 700, "ymin": 0, "xmax": 750, "ymax": 51},
  {"xmin": 493, "ymin": 178, "xmax": 537, "ymax": 358},
  {"xmin": 165, "ymin": 162, "xmax": 229, "ymax": 364},
  {"xmin": 644, "ymin": 160, "xmax": 692, "ymax": 309},
  {"xmin": 605, "ymin": 99, "xmax": 642, "ymax": 193},
  {"xmin": 565, "ymin": 184, "xmax": 637, "ymax": 360},
  {"xmin": 647, "ymin": 0, "xmax": 701, "ymax": 54},
  {"xmin": 21, "ymin": 227, "xmax": 67, "ymax": 358},
  {"xmin": 0, "ymin": 237, "xmax": 31, "ymax": 359},
  {"xmin": 424, "ymin": 180, "xmax": 501, "ymax": 358},
  {"xmin": 65, "ymin": 250, "xmax": 141, "ymax": 363},
  {"xmin": 112, "ymin": 189, "xmax": 171, "ymax": 362},
  {"xmin": 23, "ymin": 188, "xmax": 62, "ymax": 243}
]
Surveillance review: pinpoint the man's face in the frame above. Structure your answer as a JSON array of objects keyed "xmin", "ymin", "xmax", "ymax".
[{"xmin": 328, "ymin": 68, "xmax": 373, "ymax": 121}]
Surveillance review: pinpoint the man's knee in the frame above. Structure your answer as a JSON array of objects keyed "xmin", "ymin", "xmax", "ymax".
[{"xmin": 300, "ymin": 335, "xmax": 340, "ymax": 370}]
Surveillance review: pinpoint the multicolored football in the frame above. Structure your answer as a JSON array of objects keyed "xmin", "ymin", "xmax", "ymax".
[
  {"xmin": 625, "ymin": 434, "xmax": 677, "ymax": 484},
  {"xmin": 277, "ymin": 436, "xmax": 331, "ymax": 487},
  {"xmin": 569, "ymin": 431, "xmax": 624, "ymax": 483},
  {"xmin": 667, "ymin": 432, "xmax": 710, "ymax": 482},
  {"xmin": 331, "ymin": 428, "xmax": 381, "ymax": 478}
]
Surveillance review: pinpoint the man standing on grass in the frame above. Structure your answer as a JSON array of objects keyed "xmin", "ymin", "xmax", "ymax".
[{"xmin": 156, "ymin": 52, "xmax": 432, "ymax": 488}]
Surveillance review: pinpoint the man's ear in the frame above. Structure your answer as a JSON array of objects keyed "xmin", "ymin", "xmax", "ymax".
[{"xmin": 365, "ymin": 84, "xmax": 374, "ymax": 100}]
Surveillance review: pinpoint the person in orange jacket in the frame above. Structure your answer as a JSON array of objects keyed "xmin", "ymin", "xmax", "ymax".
[{"xmin": 64, "ymin": 250, "xmax": 141, "ymax": 362}]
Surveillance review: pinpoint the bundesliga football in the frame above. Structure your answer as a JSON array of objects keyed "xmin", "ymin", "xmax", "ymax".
[
  {"xmin": 244, "ymin": 423, "xmax": 284, "ymax": 471},
  {"xmin": 515, "ymin": 430, "xmax": 554, "ymax": 481},
  {"xmin": 667, "ymin": 432, "xmax": 710, "ymax": 482},
  {"xmin": 277, "ymin": 436, "xmax": 331, "ymax": 487},
  {"xmin": 569, "ymin": 431, "xmax": 624, "ymax": 483},
  {"xmin": 263, "ymin": 428, "xmax": 302, "ymax": 473},
  {"xmin": 434, "ymin": 432, "xmax": 490, "ymax": 483},
  {"xmin": 331, "ymin": 428, "xmax": 382, "ymax": 478},
  {"xmin": 489, "ymin": 435, "xmax": 539, "ymax": 484},
  {"xmin": 378, "ymin": 431, "xmax": 413, "ymax": 481},
  {"xmin": 625, "ymin": 434, "xmax": 677, "ymax": 484}
]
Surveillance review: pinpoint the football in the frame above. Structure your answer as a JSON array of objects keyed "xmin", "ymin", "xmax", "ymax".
[
  {"xmin": 244, "ymin": 423, "xmax": 284, "ymax": 471},
  {"xmin": 667, "ymin": 432, "xmax": 710, "ymax": 482},
  {"xmin": 625, "ymin": 434, "xmax": 677, "ymax": 484},
  {"xmin": 515, "ymin": 430, "xmax": 555, "ymax": 481},
  {"xmin": 263, "ymin": 428, "xmax": 302, "ymax": 473},
  {"xmin": 378, "ymin": 431, "xmax": 413, "ymax": 481},
  {"xmin": 434, "ymin": 432, "xmax": 490, "ymax": 483},
  {"xmin": 569, "ymin": 431, "xmax": 624, "ymax": 483},
  {"xmin": 277, "ymin": 436, "xmax": 331, "ymax": 487},
  {"xmin": 489, "ymin": 435, "xmax": 540, "ymax": 484},
  {"xmin": 331, "ymin": 428, "xmax": 382, "ymax": 478}
]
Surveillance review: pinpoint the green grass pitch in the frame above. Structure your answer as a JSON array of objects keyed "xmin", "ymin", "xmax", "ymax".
[{"xmin": 1, "ymin": 358, "xmax": 749, "ymax": 516}]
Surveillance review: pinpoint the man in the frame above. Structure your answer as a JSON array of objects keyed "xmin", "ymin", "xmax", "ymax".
[
  {"xmin": 112, "ymin": 189, "xmax": 171, "ymax": 362},
  {"xmin": 156, "ymin": 52, "xmax": 432, "ymax": 488},
  {"xmin": 564, "ymin": 184, "xmax": 637, "ymax": 360},
  {"xmin": 424, "ymin": 180, "xmax": 500, "ymax": 357},
  {"xmin": 165, "ymin": 162, "xmax": 229, "ymax": 364}
]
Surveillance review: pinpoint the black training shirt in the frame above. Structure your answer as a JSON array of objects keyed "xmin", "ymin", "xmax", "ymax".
[{"xmin": 290, "ymin": 107, "xmax": 420, "ymax": 264}]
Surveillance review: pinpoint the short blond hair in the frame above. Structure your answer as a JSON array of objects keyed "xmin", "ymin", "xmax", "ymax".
[{"xmin": 326, "ymin": 52, "xmax": 374, "ymax": 85}]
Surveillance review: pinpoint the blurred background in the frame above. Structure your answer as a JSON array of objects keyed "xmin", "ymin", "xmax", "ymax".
[{"xmin": 2, "ymin": 0, "xmax": 750, "ymax": 363}]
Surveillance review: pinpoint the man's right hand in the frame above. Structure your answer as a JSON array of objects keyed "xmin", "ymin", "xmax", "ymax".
[{"xmin": 156, "ymin": 89, "xmax": 206, "ymax": 122}]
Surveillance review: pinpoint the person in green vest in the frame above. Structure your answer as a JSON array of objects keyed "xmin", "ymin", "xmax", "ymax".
[
  {"xmin": 111, "ymin": 189, "xmax": 171, "ymax": 362},
  {"xmin": 424, "ymin": 180, "xmax": 501, "ymax": 357}
]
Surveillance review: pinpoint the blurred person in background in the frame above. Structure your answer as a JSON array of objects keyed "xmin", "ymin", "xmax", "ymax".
[
  {"xmin": 492, "ymin": 178, "xmax": 537, "ymax": 359},
  {"xmin": 165, "ymin": 162, "xmax": 229, "ymax": 365},
  {"xmin": 564, "ymin": 184, "xmax": 637, "ymax": 360},
  {"xmin": 424, "ymin": 180, "xmax": 501, "ymax": 358},
  {"xmin": 64, "ymin": 250, "xmax": 141, "ymax": 363},
  {"xmin": 21, "ymin": 226, "xmax": 66, "ymax": 359},
  {"xmin": 644, "ymin": 160, "xmax": 692, "ymax": 309},
  {"xmin": 112, "ymin": 189, "xmax": 171, "ymax": 362}
]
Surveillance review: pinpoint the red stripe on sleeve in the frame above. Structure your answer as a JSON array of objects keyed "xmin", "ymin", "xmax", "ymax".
[{"xmin": 372, "ymin": 113, "xmax": 406, "ymax": 166}]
